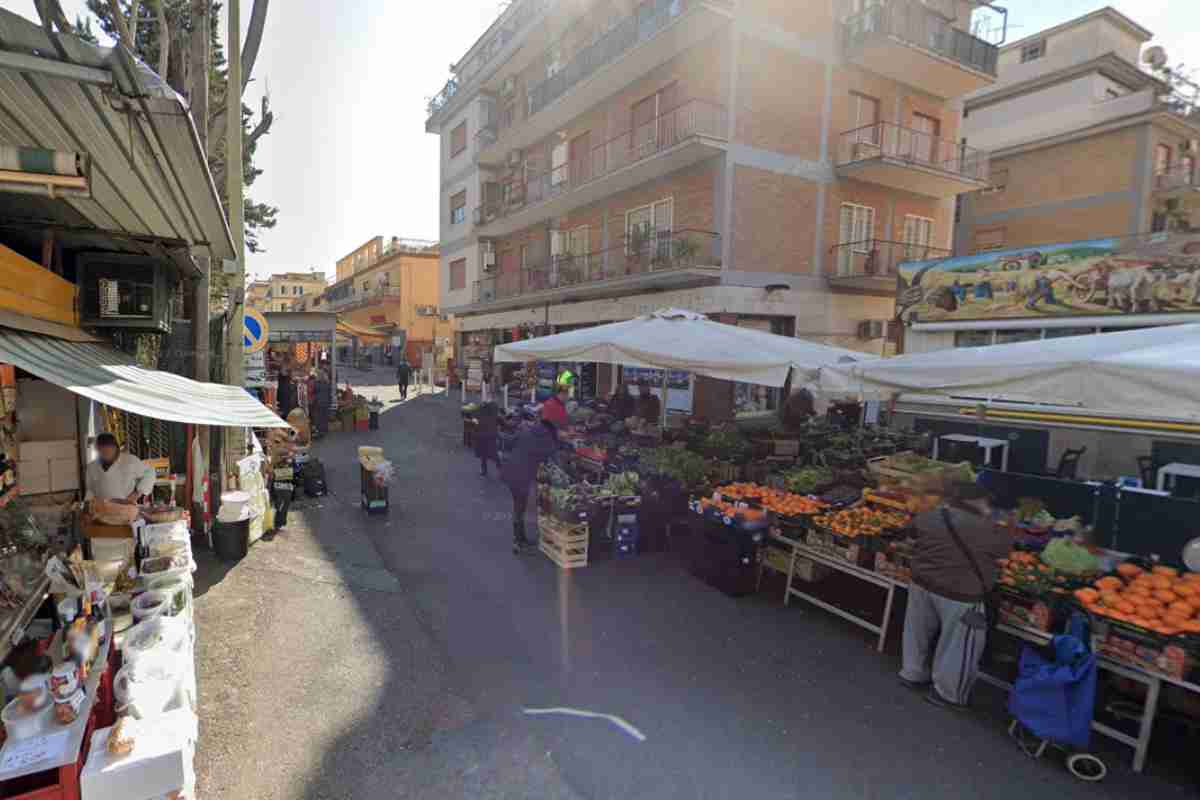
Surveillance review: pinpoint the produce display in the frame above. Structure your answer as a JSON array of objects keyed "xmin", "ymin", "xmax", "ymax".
[
  {"xmin": 713, "ymin": 483, "xmax": 825, "ymax": 517},
  {"xmin": 696, "ymin": 496, "xmax": 767, "ymax": 524},
  {"xmin": 1074, "ymin": 565, "xmax": 1200, "ymax": 635},
  {"xmin": 811, "ymin": 506, "xmax": 911, "ymax": 537},
  {"xmin": 780, "ymin": 466, "xmax": 833, "ymax": 495},
  {"xmin": 701, "ymin": 428, "xmax": 752, "ymax": 463},
  {"xmin": 1038, "ymin": 537, "xmax": 1100, "ymax": 576},
  {"xmin": 640, "ymin": 447, "xmax": 709, "ymax": 488},
  {"xmin": 599, "ymin": 471, "xmax": 641, "ymax": 498},
  {"xmin": 997, "ymin": 550, "xmax": 1096, "ymax": 594}
]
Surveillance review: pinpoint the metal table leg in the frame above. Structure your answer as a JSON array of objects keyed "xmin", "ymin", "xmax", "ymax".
[
  {"xmin": 877, "ymin": 583, "xmax": 896, "ymax": 653},
  {"xmin": 1133, "ymin": 675, "xmax": 1161, "ymax": 773}
]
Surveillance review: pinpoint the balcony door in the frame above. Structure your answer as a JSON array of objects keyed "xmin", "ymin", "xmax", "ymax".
[
  {"xmin": 911, "ymin": 113, "xmax": 940, "ymax": 165},
  {"xmin": 631, "ymin": 82, "xmax": 678, "ymax": 162},
  {"xmin": 626, "ymin": 198, "xmax": 674, "ymax": 271},
  {"xmin": 902, "ymin": 215, "xmax": 934, "ymax": 261},
  {"xmin": 838, "ymin": 202, "xmax": 876, "ymax": 276},
  {"xmin": 498, "ymin": 247, "xmax": 520, "ymax": 297},
  {"xmin": 569, "ymin": 131, "xmax": 592, "ymax": 185}
]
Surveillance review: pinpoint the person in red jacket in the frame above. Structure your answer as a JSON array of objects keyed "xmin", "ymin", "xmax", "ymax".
[{"xmin": 540, "ymin": 385, "xmax": 569, "ymax": 428}]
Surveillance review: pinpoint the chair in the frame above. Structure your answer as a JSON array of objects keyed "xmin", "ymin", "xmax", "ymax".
[
  {"xmin": 1136, "ymin": 456, "xmax": 1158, "ymax": 489},
  {"xmin": 1054, "ymin": 447, "xmax": 1087, "ymax": 480}
]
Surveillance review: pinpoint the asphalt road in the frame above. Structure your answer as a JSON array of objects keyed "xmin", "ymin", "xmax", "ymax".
[{"xmin": 193, "ymin": 374, "xmax": 1198, "ymax": 799}]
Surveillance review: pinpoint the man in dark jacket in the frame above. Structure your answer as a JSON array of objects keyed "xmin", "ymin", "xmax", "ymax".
[
  {"xmin": 635, "ymin": 380, "xmax": 661, "ymax": 425},
  {"xmin": 396, "ymin": 360, "xmax": 412, "ymax": 400},
  {"xmin": 474, "ymin": 402, "xmax": 500, "ymax": 477},
  {"xmin": 500, "ymin": 418, "xmax": 558, "ymax": 552},
  {"xmin": 900, "ymin": 481, "xmax": 1009, "ymax": 709}
]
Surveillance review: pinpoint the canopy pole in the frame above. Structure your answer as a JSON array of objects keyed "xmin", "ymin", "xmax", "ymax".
[{"xmin": 660, "ymin": 369, "xmax": 668, "ymax": 430}]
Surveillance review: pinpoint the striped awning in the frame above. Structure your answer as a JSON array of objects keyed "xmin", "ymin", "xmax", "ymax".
[{"xmin": 0, "ymin": 329, "xmax": 287, "ymax": 428}]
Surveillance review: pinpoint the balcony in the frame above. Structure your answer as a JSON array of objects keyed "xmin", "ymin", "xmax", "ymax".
[
  {"xmin": 835, "ymin": 122, "xmax": 989, "ymax": 198},
  {"xmin": 842, "ymin": 0, "xmax": 997, "ymax": 99},
  {"xmin": 458, "ymin": 229, "xmax": 721, "ymax": 313},
  {"xmin": 474, "ymin": 100, "xmax": 726, "ymax": 237},
  {"xmin": 476, "ymin": 0, "xmax": 731, "ymax": 166},
  {"xmin": 828, "ymin": 238, "xmax": 950, "ymax": 294},
  {"xmin": 325, "ymin": 286, "xmax": 402, "ymax": 313},
  {"xmin": 1154, "ymin": 163, "xmax": 1200, "ymax": 197}
]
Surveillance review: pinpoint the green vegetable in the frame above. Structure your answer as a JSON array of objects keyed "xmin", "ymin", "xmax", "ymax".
[
  {"xmin": 640, "ymin": 447, "xmax": 709, "ymax": 488},
  {"xmin": 782, "ymin": 466, "xmax": 833, "ymax": 495},
  {"xmin": 598, "ymin": 471, "xmax": 641, "ymax": 497},
  {"xmin": 1040, "ymin": 538, "xmax": 1099, "ymax": 576},
  {"xmin": 701, "ymin": 428, "xmax": 752, "ymax": 462}
]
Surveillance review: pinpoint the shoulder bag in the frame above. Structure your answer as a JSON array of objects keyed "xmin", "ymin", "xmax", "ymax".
[{"xmin": 940, "ymin": 506, "xmax": 992, "ymax": 631}]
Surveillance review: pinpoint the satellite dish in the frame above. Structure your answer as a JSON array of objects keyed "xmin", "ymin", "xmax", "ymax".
[
  {"xmin": 1143, "ymin": 45, "xmax": 1168, "ymax": 69},
  {"xmin": 1183, "ymin": 536, "xmax": 1200, "ymax": 572}
]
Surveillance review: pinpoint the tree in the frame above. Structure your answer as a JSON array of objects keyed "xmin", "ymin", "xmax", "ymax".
[{"xmin": 43, "ymin": 1, "xmax": 277, "ymax": 298}]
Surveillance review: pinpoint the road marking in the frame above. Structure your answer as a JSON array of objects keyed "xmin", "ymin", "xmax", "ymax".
[{"xmin": 522, "ymin": 707, "xmax": 646, "ymax": 742}]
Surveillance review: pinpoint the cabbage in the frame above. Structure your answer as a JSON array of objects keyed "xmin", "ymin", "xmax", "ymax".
[{"xmin": 1040, "ymin": 537, "xmax": 1099, "ymax": 576}]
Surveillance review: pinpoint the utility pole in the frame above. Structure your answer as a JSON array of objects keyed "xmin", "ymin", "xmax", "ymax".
[
  {"xmin": 224, "ymin": 0, "xmax": 246, "ymax": 463},
  {"xmin": 191, "ymin": 0, "xmax": 212, "ymax": 475}
]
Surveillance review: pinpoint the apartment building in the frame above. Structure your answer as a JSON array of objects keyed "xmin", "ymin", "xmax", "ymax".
[
  {"xmin": 246, "ymin": 279, "xmax": 271, "ymax": 310},
  {"xmin": 426, "ymin": 0, "xmax": 1005, "ymax": 415},
  {"xmin": 324, "ymin": 237, "xmax": 445, "ymax": 362},
  {"xmin": 956, "ymin": 7, "xmax": 1200, "ymax": 255},
  {"xmin": 259, "ymin": 270, "xmax": 328, "ymax": 312}
]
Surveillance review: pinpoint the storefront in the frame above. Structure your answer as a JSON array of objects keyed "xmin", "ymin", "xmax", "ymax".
[{"xmin": 259, "ymin": 312, "xmax": 338, "ymax": 415}]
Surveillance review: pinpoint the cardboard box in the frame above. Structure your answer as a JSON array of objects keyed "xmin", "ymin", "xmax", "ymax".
[
  {"xmin": 19, "ymin": 439, "xmax": 76, "ymax": 462},
  {"xmin": 81, "ymin": 709, "xmax": 197, "ymax": 800},
  {"xmin": 17, "ymin": 458, "xmax": 50, "ymax": 495},
  {"xmin": 50, "ymin": 457, "xmax": 79, "ymax": 492}
]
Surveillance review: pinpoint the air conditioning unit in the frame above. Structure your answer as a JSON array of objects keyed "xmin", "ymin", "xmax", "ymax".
[
  {"xmin": 507, "ymin": 149, "xmax": 522, "ymax": 167},
  {"xmin": 851, "ymin": 141, "xmax": 882, "ymax": 161},
  {"xmin": 500, "ymin": 76, "xmax": 516, "ymax": 97},
  {"xmin": 78, "ymin": 254, "xmax": 175, "ymax": 333},
  {"xmin": 857, "ymin": 319, "xmax": 890, "ymax": 340}
]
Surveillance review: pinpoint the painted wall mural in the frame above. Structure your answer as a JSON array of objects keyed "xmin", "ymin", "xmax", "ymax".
[{"xmin": 895, "ymin": 233, "xmax": 1200, "ymax": 323}]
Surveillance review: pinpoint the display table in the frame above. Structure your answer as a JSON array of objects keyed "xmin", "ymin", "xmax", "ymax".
[
  {"xmin": 979, "ymin": 621, "xmax": 1200, "ymax": 774},
  {"xmin": 1155, "ymin": 461, "xmax": 1200, "ymax": 492},
  {"xmin": 766, "ymin": 531, "xmax": 905, "ymax": 653},
  {"xmin": 0, "ymin": 576, "xmax": 48, "ymax": 665},
  {"xmin": 933, "ymin": 434, "xmax": 1010, "ymax": 471}
]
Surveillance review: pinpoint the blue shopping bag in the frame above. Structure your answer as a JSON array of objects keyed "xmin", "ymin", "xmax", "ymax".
[{"xmin": 1008, "ymin": 613, "xmax": 1097, "ymax": 749}]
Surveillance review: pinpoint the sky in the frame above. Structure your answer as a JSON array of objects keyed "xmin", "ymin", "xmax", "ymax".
[{"xmin": 7, "ymin": 0, "xmax": 1200, "ymax": 282}]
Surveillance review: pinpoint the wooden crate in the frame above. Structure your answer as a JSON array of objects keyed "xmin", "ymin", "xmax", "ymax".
[{"xmin": 538, "ymin": 515, "xmax": 589, "ymax": 569}]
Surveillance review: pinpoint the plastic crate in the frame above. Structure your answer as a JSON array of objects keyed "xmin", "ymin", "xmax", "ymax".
[
  {"xmin": 994, "ymin": 585, "xmax": 1063, "ymax": 632},
  {"xmin": 1090, "ymin": 616, "xmax": 1199, "ymax": 680}
]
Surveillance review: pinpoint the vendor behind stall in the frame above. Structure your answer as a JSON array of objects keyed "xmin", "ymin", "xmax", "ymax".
[
  {"xmin": 636, "ymin": 380, "xmax": 662, "ymax": 424},
  {"xmin": 609, "ymin": 382, "xmax": 634, "ymax": 420},
  {"xmin": 85, "ymin": 433, "xmax": 156, "ymax": 504},
  {"xmin": 541, "ymin": 385, "xmax": 570, "ymax": 428}
]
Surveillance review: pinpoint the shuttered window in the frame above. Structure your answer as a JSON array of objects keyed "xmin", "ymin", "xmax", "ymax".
[{"xmin": 449, "ymin": 258, "xmax": 466, "ymax": 290}]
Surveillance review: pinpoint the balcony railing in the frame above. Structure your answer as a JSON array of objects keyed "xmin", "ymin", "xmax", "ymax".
[
  {"xmin": 474, "ymin": 99, "xmax": 726, "ymax": 227},
  {"xmin": 472, "ymin": 229, "xmax": 720, "ymax": 304},
  {"xmin": 830, "ymin": 238, "xmax": 951, "ymax": 279},
  {"xmin": 838, "ymin": 121, "xmax": 989, "ymax": 182},
  {"xmin": 326, "ymin": 286, "xmax": 402, "ymax": 312},
  {"xmin": 843, "ymin": 0, "xmax": 998, "ymax": 77},
  {"xmin": 1155, "ymin": 163, "xmax": 1200, "ymax": 193}
]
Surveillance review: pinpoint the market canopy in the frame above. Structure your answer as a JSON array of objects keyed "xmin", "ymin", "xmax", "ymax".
[
  {"xmin": 336, "ymin": 320, "xmax": 390, "ymax": 343},
  {"xmin": 0, "ymin": 329, "xmax": 288, "ymax": 428},
  {"xmin": 493, "ymin": 308, "xmax": 876, "ymax": 388},
  {"xmin": 822, "ymin": 323, "xmax": 1200, "ymax": 421}
]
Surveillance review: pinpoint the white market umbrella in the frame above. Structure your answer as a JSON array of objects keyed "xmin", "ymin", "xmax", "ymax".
[
  {"xmin": 823, "ymin": 323, "xmax": 1200, "ymax": 421},
  {"xmin": 493, "ymin": 308, "xmax": 875, "ymax": 388}
]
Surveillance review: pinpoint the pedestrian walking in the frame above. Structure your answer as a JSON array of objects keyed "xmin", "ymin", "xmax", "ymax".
[
  {"xmin": 312, "ymin": 367, "xmax": 332, "ymax": 437},
  {"xmin": 396, "ymin": 359, "xmax": 411, "ymax": 400},
  {"xmin": 500, "ymin": 415, "xmax": 558, "ymax": 553},
  {"xmin": 475, "ymin": 401, "xmax": 501, "ymax": 477},
  {"xmin": 899, "ymin": 480, "xmax": 1009, "ymax": 709}
]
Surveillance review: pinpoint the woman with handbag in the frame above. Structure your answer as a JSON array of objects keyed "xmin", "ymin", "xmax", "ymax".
[{"xmin": 899, "ymin": 480, "xmax": 1009, "ymax": 709}]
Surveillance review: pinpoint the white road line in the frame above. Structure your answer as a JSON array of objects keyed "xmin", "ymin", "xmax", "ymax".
[{"xmin": 522, "ymin": 707, "xmax": 647, "ymax": 742}]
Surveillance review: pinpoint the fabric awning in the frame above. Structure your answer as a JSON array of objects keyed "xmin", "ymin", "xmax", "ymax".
[
  {"xmin": 336, "ymin": 320, "xmax": 390, "ymax": 343},
  {"xmin": 0, "ymin": 329, "xmax": 287, "ymax": 428}
]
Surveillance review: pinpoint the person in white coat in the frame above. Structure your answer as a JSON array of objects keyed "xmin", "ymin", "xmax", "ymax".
[{"xmin": 84, "ymin": 433, "xmax": 157, "ymax": 504}]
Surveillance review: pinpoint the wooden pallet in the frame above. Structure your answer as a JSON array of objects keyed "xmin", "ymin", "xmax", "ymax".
[{"xmin": 538, "ymin": 515, "xmax": 589, "ymax": 569}]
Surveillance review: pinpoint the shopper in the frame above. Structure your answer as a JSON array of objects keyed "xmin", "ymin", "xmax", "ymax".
[
  {"xmin": 635, "ymin": 380, "xmax": 662, "ymax": 425},
  {"xmin": 312, "ymin": 368, "xmax": 332, "ymax": 436},
  {"xmin": 608, "ymin": 381, "xmax": 634, "ymax": 420},
  {"xmin": 500, "ymin": 416, "xmax": 558, "ymax": 553},
  {"xmin": 475, "ymin": 402, "xmax": 501, "ymax": 477},
  {"xmin": 85, "ymin": 433, "xmax": 157, "ymax": 504},
  {"xmin": 540, "ymin": 385, "xmax": 570, "ymax": 428},
  {"xmin": 277, "ymin": 369, "xmax": 295, "ymax": 419},
  {"xmin": 899, "ymin": 480, "xmax": 1009, "ymax": 709},
  {"xmin": 396, "ymin": 359, "xmax": 411, "ymax": 400}
]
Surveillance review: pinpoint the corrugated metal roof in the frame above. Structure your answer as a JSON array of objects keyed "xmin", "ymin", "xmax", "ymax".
[
  {"xmin": 0, "ymin": 10, "xmax": 235, "ymax": 264},
  {"xmin": 0, "ymin": 329, "xmax": 287, "ymax": 428}
]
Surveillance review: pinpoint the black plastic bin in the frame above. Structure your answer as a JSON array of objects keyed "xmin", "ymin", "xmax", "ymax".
[{"xmin": 212, "ymin": 518, "xmax": 250, "ymax": 562}]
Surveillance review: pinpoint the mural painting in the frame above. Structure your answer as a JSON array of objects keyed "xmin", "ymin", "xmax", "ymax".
[{"xmin": 895, "ymin": 233, "xmax": 1200, "ymax": 323}]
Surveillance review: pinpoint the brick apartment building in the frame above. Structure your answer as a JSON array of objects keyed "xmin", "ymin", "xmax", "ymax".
[
  {"xmin": 956, "ymin": 7, "xmax": 1200, "ymax": 255},
  {"xmin": 426, "ymin": 0, "xmax": 1006, "ymax": 415}
]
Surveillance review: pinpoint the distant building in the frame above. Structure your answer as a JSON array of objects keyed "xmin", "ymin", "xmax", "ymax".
[
  {"xmin": 259, "ymin": 270, "xmax": 327, "ymax": 312},
  {"xmin": 246, "ymin": 279, "xmax": 271, "ymax": 310}
]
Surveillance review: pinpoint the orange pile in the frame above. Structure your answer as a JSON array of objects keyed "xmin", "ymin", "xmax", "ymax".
[
  {"xmin": 1074, "ymin": 564, "xmax": 1200, "ymax": 635},
  {"xmin": 715, "ymin": 484, "xmax": 827, "ymax": 517},
  {"xmin": 698, "ymin": 496, "xmax": 766, "ymax": 521},
  {"xmin": 812, "ymin": 506, "xmax": 911, "ymax": 538}
]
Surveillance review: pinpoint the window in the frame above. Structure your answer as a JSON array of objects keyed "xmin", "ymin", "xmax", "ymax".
[
  {"xmin": 850, "ymin": 92, "xmax": 881, "ymax": 144},
  {"xmin": 954, "ymin": 331, "xmax": 993, "ymax": 348},
  {"xmin": 1152, "ymin": 211, "xmax": 1169, "ymax": 233},
  {"xmin": 550, "ymin": 140, "xmax": 568, "ymax": 187},
  {"xmin": 294, "ymin": 286, "xmax": 303, "ymax": 295},
  {"xmin": 974, "ymin": 227, "xmax": 1005, "ymax": 253},
  {"xmin": 902, "ymin": 215, "xmax": 934, "ymax": 259},
  {"xmin": 450, "ymin": 190, "xmax": 466, "ymax": 225},
  {"xmin": 837, "ymin": 203, "xmax": 875, "ymax": 275},
  {"xmin": 1155, "ymin": 144, "xmax": 1172, "ymax": 176},
  {"xmin": 631, "ymin": 82, "xmax": 678, "ymax": 157},
  {"xmin": 450, "ymin": 122, "xmax": 467, "ymax": 157},
  {"xmin": 624, "ymin": 198, "xmax": 673, "ymax": 261},
  {"xmin": 910, "ymin": 113, "xmax": 940, "ymax": 164},
  {"xmin": 1019, "ymin": 39, "xmax": 1045, "ymax": 63},
  {"xmin": 449, "ymin": 258, "xmax": 466, "ymax": 291}
]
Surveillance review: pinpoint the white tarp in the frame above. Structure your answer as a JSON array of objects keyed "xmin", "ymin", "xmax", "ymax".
[
  {"xmin": 493, "ymin": 308, "xmax": 875, "ymax": 388},
  {"xmin": 822, "ymin": 323, "xmax": 1200, "ymax": 420}
]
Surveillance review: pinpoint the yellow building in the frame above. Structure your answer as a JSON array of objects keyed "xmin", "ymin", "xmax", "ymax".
[
  {"xmin": 260, "ymin": 270, "xmax": 327, "ymax": 312},
  {"xmin": 325, "ymin": 237, "xmax": 446, "ymax": 362},
  {"xmin": 245, "ymin": 279, "xmax": 270, "ymax": 311}
]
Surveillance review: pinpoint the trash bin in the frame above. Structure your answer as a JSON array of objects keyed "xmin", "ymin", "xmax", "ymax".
[{"xmin": 212, "ymin": 518, "xmax": 250, "ymax": 562}]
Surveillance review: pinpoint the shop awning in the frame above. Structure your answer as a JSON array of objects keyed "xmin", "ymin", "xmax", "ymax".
[
  {"xmin": 0, "ymin": 329, "xmax": 287, "ymax": 428},
  {"xmin": 336, "ymin": 320, "xmax": 390, "ymax": 343}
]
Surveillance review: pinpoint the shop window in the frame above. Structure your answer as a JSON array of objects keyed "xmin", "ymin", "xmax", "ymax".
[
  {"xmin": 450, "ymin": 121, "xmax": 467, "ymax": 157},
  {"xmin": 995, "ymin": 329, "xmax": 1041, "ymax": 345},
  {"xmin": 450, "ymin": 190, "xmax": 466, "ymax": 225},
  {"xmin": 954, "ymin": 330, "xmax": 993, "ymax": 348},
  {"xmin": 449, "ymin": 258, "xmax": 466, "ymax": 291}
]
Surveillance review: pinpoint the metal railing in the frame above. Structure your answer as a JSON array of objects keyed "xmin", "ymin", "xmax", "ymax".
[
  {"xmin": 842, "ymin": 0, "xmax": 998, "ymax": 77},
  {"xmin": 1155, "ymin": 163, "xmax": 1200, "ymax": 192},
  {"xmin": 472, "ymin": 229, "xmax": 720, "ymax": 304},
  {"xmin": 326, "ymin": 286, "xmax": 402, "ymax": 312},
  {"xmin": 829, "ymin": 238, "xmax": 951, "ymax": 279},
  {"xmin": 474, "ymin": 99, "xmax": 726, "ymax": 227},
  {"xmin": 837, "ymin": 121, "xmax": 989, "ymax": 182}
]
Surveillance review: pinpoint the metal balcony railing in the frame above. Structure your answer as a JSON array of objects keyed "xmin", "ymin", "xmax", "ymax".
[
  {"xmin": 842, "ymin": 0, "xmax": 998, "ymax": 77},
  {"xmin": 830, "ymin": 238, "xmax": 950, "ymax": 279},
  {"xmin": 326, "ymin": 286, "xmax": 402, "ymax": 312},
  {"xmin": 1155, "ymin": 163, "xmax": 1200, "ymax": 192},
  {"xmin": 472, "ymin": 229, "xmax": 721, "ymax": 304},
  {"xmin": 474, "ymin": 99, "xmax": 726, "ymax": 227},
  {"xmin": 838, "ymin": 121, "xmax": 990, "ymax": 182}
]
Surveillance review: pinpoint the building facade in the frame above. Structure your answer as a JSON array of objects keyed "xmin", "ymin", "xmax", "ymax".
[
  {"xmin": 426, "ymin": 0, "xmax": 1005, "ymax": 415},
  {"xmin": 324, "ymin": 237, "xmax": 444, "ymax": 362},
  {"xmin": 246, "ymin": 279, "xmax": 271, "ymax": 310},
  {"xmin": 259, "ymin": 270, "xmax": 327, "ymax": 313},
  {"xmin": 956, "ymin": 7, "xmax": 1200, "ymax": 256}
]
